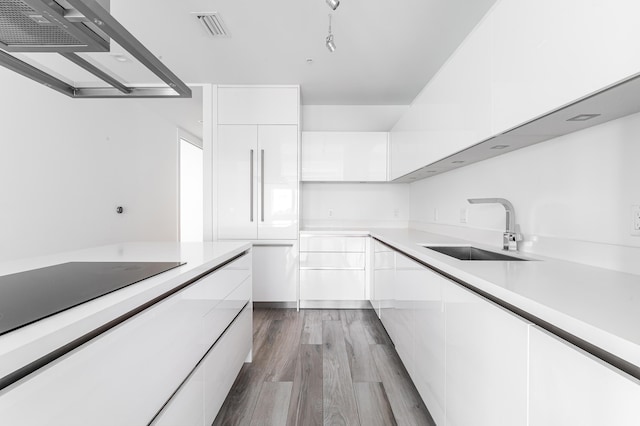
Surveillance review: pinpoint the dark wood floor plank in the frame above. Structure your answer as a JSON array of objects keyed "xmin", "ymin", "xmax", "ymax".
[
  {"xmin": 301, "ymin": 310, "xmax": 323, "ymax": 345},
  {"xmin": 264, "ymin": 315, "xmax": 304, "ymax": 382},
  {"xmin": 320, "ymin": 309, "xmax": 341, "ymax": 321},
  {"xmin": 340, "ymin": 310, "xmax": 381, "ymax": 382},
  {"xmin": 323, "ymin": 321, "xmax": 360, "ymax": 426},
  {"xmin": 360, "ymin": 310, "xmax": 393, "ymax": 345},
  {"xmin": 286, "ymin": 345, "xmax": 323, "ymax": 426},
  {"xmin": 250, "ymin": 382, "xmax": 293, "ymax": 426},
  {"xmin": 354, "ymin": 382, "xmax": 398, "ymax": 426},
  {"xmin": 372, "ymin": 344, "xmax": 435, "ymax": 426}
]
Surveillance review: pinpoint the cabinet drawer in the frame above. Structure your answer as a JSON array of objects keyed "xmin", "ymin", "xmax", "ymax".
[
  {"xmin": 300, "ymin": 270, "xmax": 366, "ymax": 300},
  {"xmin": 152, "ymin": 304, "xmax": 252, "ymax": 426},
  {"xmin": 300, "ymin": 252, "xmax": 365, "ymax": 269},
  {"xmin": 300, "ymin": 235, "xmax": 366, "ymax": 252}
]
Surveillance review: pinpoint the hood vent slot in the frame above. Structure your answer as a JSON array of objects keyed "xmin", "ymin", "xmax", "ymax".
[{"xmin": 196, "ymin": 13, "xmax": 229, "ymax": 37}]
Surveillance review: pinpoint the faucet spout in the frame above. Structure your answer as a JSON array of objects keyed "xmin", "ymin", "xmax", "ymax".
[{"xmin": 467, "ymin": 198, "xmax": 520, "ymax": 251}]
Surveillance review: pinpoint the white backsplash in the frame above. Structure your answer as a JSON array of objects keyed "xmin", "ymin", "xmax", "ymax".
[
  {"xmin": 409, "ymin": 110, "xmax": 640, "ymax": 275},
  {"xmin": 302, "ymin": 183, "xmax": 410, "ymax": 229}
]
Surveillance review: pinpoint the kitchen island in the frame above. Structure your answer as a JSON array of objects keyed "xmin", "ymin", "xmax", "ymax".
[{"xmin": 0, "ymin": 242, "xmax": 252, "ymax": 426}]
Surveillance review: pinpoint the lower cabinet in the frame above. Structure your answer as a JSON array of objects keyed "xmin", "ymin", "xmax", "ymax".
[
  {"xmin": 252, "ymin": 243, "xmax": 298, "ymax": 303},
  {"xmin": 528, "ymin": 326, "xmax": 640, "ymax": 426},
  {"xmin": 299, "ymin": 234, "xmax": 367, "ymax": 304},
  {"xmin": 0, "ymin": 252, "xmax": 252, "ymax": 426},
  {"xmin": 371, "ymin": 239, "xmax": 640, "ymax": 425},
  {"xmin": 445, "ymin": 282, "xmax": 529, "ymax": 426},
  {"xmin": 152, "ymin": 303, "xmax": 252, "ymax": 426}
]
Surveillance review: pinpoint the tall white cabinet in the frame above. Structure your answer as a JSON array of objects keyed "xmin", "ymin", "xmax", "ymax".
[
  {"xmin": 218, "ymin": 125, "xmax": 298, "ymax": 240},
  {"xmin": 215, "ymin": 86, "xmax": 300, "ymax": 304}
]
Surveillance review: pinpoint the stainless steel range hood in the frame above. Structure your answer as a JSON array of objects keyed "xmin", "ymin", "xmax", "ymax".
[{"xmin": 0, "ymin": 0, "xmax": 191, "ymax": 98}]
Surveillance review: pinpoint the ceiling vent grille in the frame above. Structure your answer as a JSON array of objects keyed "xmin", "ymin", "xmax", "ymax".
[{"xmin": 196, "ymin": 13, "xmax": 229, "ymax": 37}]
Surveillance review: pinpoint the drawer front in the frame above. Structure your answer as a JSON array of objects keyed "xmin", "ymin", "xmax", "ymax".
[
  {"xmin": 300, "ymin": 252, "xmax": 365, "ymax": 269},
  {"xmin": 300, "ymin": 235, "xmax": 366, "ymax": 252},
  {"xmin": 153, "ymin": 304, "xmax": 252, "ymax": 426},
  {"xmin": 0, "ymin": 253, "xmax": 250, "ymax": 426},
  {"xmin": 374, "ymin": 251, "xmax": 395, "ymax": 270},
  {"xmin": 300, "ymin": 270, "xmax": 366, "ymax": 300}
]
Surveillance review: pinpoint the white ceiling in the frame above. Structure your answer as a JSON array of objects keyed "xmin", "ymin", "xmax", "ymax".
[{"xmin": 102, "ymin": 0, "xmax": 497, "ymax": 106}]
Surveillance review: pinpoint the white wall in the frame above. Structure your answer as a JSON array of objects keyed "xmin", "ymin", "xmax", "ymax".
[
  {"xmin": 409, "ymin": 111, "xmax": 640, "ymax": 274},
  {"xmin": 0, "ymin": 68, "xmax": 192, "ymax": 261},
  {"xmin": 302, "ymin": 183, "xmax": 410, "ymax": 229}
]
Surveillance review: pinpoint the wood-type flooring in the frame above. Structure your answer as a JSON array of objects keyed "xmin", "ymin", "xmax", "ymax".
[{"xmin": 213, "ymin": 308, "xmax": 435, "ymax": 426}]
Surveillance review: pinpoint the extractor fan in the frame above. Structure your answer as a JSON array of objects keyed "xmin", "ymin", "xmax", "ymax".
[{"xmin": 0, "ymin": 0, "xmax": 191, "ymax": 98}]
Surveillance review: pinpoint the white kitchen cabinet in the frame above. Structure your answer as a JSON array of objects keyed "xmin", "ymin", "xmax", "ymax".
[
  {"xmin": 412, "ymin": 262, "xmax": 446, "ymax": 426},
  {"xmin": 390, "ymin": 0, "xmax": 640, "ymax": 180},
  {"xmin": 528, "ymin": 326, "xmax": 640, "ymax": 426},
  {"xmin": 299, "ymin": 234, "xmax": 367, "ymax": 304},
  {"xmin": 301, "ymin": 132, "xmax": 388, "ymax": 182},
  {"xmin": 491, "ymin": 0, "xmax": 640, "ymax": 135},
  {"xmin": 372, "ymin": 240, "xmax": 395, "ymax": 319},
  {"xmin": 153, "ymin": 301, "xmax": 252, "ymax": 426},
  {"xmin": 0, "ymin": 253, "xmax": 252, "ymax": 426},
  {"xmin": 252, "ymin": 243, "xmax": 298, "ymax": 302},
  {"xmin": 217, "ymin": 86, "xmax": 298, "ymax": 125},
  {"xmin": 445, "ymin": 281, "xmax": 529, "ymax": 426},
  {"xmin": 217, "ymin": 124, "xmax": 298, "ymax": 240}
]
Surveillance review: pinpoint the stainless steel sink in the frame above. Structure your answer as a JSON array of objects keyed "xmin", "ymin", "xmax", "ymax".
[{"xmin": 422, "ymin": 245, "xmax": 528, "ymax": 261}]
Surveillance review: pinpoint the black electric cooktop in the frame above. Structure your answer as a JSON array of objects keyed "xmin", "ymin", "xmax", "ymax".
[{"xmin": 0, "ymin": 261, "xmax": 184, "ymax": 336}]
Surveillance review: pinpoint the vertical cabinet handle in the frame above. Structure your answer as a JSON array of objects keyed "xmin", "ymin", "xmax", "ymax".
[
  {"xmin": 261, "ymin": 149, "xmax": 265, "ymax": 222},
  {"xmin": 250, "ymin": 149, "xmax": 254, "ymax": 222}
]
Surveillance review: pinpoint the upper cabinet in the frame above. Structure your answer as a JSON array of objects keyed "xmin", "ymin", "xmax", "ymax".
[
  {"xmin": 218, "ymin": 86, "xmax": 299, "ymax": 125},
  {"xmin": 390, "ymin": 0, "xmax": 640, "ymax": 180},
  {"xmin": 301, "ymin": 132, "xmax": 388, "ymax": 182}
]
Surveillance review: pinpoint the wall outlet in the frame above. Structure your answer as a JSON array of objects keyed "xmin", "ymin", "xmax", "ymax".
[
  {"xmin": 433, "ymin": 208, "xmax": 439, "ymax": 222},
  {"xmin": 459, "ymin": 208, "xmax": 468, "ymax": 224},
  {"xmin": 632, "ymin": 205, "xmax": 640, "ymax": 236},
  {"xmin": 328, "ymin": 209, "xmax": 333, "ymax": 217},
  {"xmin": 394, "ymin": 208, "xmax": 400, "ymax": 218}
]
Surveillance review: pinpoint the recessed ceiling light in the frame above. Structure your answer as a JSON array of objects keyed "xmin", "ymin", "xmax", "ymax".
[
  {"xmin": 197, "ymin": 119, "xmax": 204, "ymax": 124},
  {"xmin": 490, "ymin": 144, "xmax": 510, "ymax": 150},
  {"xmin": 452, "ymin": 160, "xmax": 465, "ymax": 164},
  {"xmin": 306, "ymin": 58, "xmax": 314, "ymax": 64},
  {"xmin": 566, "ymin": 114, "xmax": 601, "ymax": 122}
]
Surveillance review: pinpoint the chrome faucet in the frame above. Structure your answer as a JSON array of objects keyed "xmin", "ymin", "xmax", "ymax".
[{"xmin": 467, "ymin": 198, "xmax": 521, "ymax": 251}]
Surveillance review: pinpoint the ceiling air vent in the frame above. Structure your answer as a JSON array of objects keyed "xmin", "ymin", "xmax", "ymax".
[{"xmin": 196, "ymin": 13, "xmax": 229, "ymax": 37}]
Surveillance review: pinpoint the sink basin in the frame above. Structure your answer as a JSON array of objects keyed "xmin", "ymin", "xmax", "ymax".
[{"xmin": 422, "ymin": 245, "xmax": 528, "ymax": 261}]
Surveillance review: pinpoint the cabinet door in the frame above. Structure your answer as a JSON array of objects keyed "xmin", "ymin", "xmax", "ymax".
[
  {"xmin": 218, "ymin": 87, "xmax": 298, "ymax": 125},
  {"xmin": 252, "ymin": 244, "xmax": 298, "ymax": 302},
  {"xmin": 445, "ymin": 282, "xmax": 529, "ymax": 426},
  {"xmin": 301, "ymin": 132, "xmax": 388, "ymax": 182},
  {"xmin": 218, "ymin": 125, "xmax": 258, "ymax": 239},
  {"xmin": 373, "ymin": 241, "xmax": 395, "ymax": 324},
  {"xmin": 412, "ymin": 266, "xmax": 446, "ymax": 426},
  {"xmin": 529, "ymin": 326, "xmax": 640, "ymax": 426},
  {"xmin": 257, "ymin": 125, "xmax": 298, "ymax": 240}
]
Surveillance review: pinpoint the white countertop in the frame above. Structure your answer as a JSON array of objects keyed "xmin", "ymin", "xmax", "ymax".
[
  {"xmin": 0, "ymin": 241, "xmax": 250, "ymax": 378},
  {"xmin": 303, "ymin": 227, "xmax": 640, "ymax": 370}
]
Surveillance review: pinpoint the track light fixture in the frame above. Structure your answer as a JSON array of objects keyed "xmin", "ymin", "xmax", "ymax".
[
  {"xmin": 326, "ymin": 14, "xmax": 336, "ymax": 52},
  {"xmin": 326, "ymin": 0, "xmax": 340, "ymax": 10}
]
